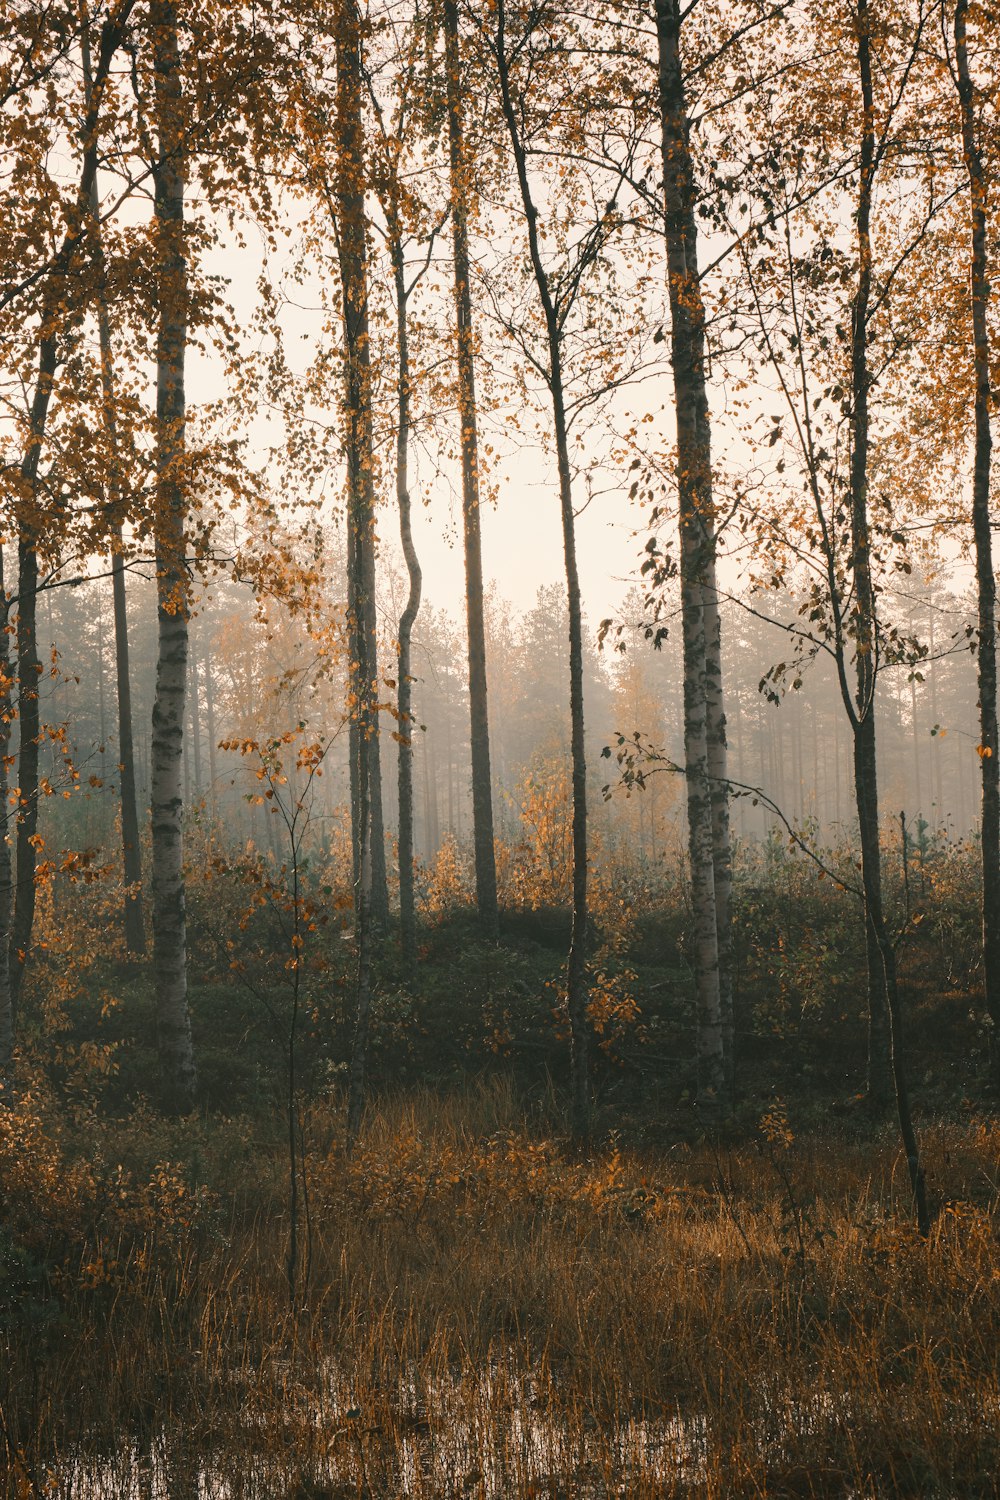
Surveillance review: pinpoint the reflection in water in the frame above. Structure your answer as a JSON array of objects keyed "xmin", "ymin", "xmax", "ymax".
[{"xmin": 63, "ymin": 1362, "xmax": 703, "ymax": 1498}]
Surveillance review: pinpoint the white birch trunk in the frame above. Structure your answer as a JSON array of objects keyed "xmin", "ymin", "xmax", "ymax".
[
  {"xmin": 655, "ymin": 0, "xmax": 727, "ymax": 1102},
  {"xmin": 150, "ymin": 0, "xmax": 195, "ymax": 1113}
]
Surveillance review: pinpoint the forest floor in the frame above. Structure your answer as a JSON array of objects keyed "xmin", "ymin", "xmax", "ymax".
[{"xmin": 1, "ymin": 865, "xmax": 999, "ymax": 1498}]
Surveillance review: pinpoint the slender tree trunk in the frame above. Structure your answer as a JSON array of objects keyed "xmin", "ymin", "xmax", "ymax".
[
  {"xmin": 111, "ymin": 538, "xmax": 146, "ymax": 952},
  {"xmin": 82, "ymin": 16, "xmax": 146, "ymax": 951},
  {"xmin": 704, "ymin": 590, "xmax": 734, "ymax": 1086},
  {"xmin": 348, "ymin": 620, "xmax": 362, "ymax": 887},
  {"xmin": 182, "ymin": 668, "xmax": 191, "ymax": 804},
  {"xmin": 10, "ymin": 338, "xmax": 53, "ymax": 1009},
  {"xmin": 929, "ymin": 612, "xmax": 943, "ymax": 824},
  {"xmin": 334, "ymin": 0, "xmax": 387, "ymax": 935},
  {"xmin": 97, "ymin": 594, "xmax": 108, "ymax": 789},
  {"xmin": 346, "ymin": 744, "xmax": 373, "ymax": 1152},
  {"xmin": 494, "ymin": 17, "xmax": 590, "ymax": 1140},
  {"xmin": 189, "ymin": 634, "xmax": 202, "ymax": 800},
  {"xmin": 850, "ymin": 1, "xmax": 892, "ymax": 1111},
  {"xmin": 910, "ymin": 676, "xmax": 921, "ymax": 816},
  {"xmin": 444, "ymin": 0, "xmax": 498, "ymax": 937},
  {"xmin": 655, "ymin": 0, "xmax": 728, "ymax": 1102},
  {"xmin": 203, "ymin": 622, "xmax": 218, "ymax": 814},
  {"xmin": 149, "ymin": 0, "xmax": 195, "ymax": 1114},
  {"xmin": 842, "ymin": 0, "xmax": 925, "ymax": 1228},
  {"xmin": 338, "ymin": 0, "xmax": 383, "ymax": 1136},
  {"xmin": 955, "ymin": 0, "xmax": 1000, "ymax": 1084},
  {"xmin": 446, "ymin": 708, "xmax": 454, "ymax": 834},
  {"xmin": 388, "ymin": 221, "xmax": 422, "ymax": 977},
  {"xmin": 0, "ymin": 568, "xmax": 13, "ymax": 1099}
]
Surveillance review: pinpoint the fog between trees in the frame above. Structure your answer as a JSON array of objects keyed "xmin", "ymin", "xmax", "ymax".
[
  {"xmin": 4, "ymin": 4, "xmax": 1000, "ymax": 1492},
  {"xmin": 1, "ymin": 0, "xmax": 998, "ymax": 1176}
]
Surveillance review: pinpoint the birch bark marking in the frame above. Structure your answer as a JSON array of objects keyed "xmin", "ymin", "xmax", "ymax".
[
  {"xmin": 150, "ymin": 0, "xmax": 195, "ymax": 1114},
  {"xmin": 954, "ymin": 0, "xmax": 1000, "ymax": 1081},
  {"xmin": 654, "ymin": 0, "xmax": 725, "ymax": 1102},
  {"xmin": 334, "ymin": 0, "xmax": 388, "ymax": 935},
  {"xmin": 444, "ymin": 0, "xmax": 499, "ymax": 938},
  {"xmin": 82, "ymin": 16, "xmax": 145, "ymax": 955}
]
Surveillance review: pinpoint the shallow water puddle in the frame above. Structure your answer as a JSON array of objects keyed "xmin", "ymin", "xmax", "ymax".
[{"xmin": 61, "ymin": 1364, "xmax": 705, "ymax": 1498}]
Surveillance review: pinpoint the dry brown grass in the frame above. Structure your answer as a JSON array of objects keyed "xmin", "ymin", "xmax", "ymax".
[{"xmin": 1, "ymin": 1080, "xmax": 999, "ymax": 1497}]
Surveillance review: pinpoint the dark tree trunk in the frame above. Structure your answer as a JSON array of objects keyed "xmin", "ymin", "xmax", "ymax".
[
  {"xmin": 0, "ymin": 565, "xmax": 13, "ymax": 1099},
  {"xmin": 388, "ymin": 218, "xmax": 422, "ymax": 977},
  {"xmin": 494, "ymin": 10, "xmax": 590, "ymax": 1140},
  {"xmin": 149, "ymin": 0, "xmax": 195, "ymax": 1115},
  {"xmin": 444, "ymin": 0, "xmax": 498, "ymax": 938},
  {"xmin": 112, "ymin": 538, "xmax": 146, "ymax": 953},
  {"xmin": 10, "ymin": 345, "xmax": 52, "ymax": 1010},
  {"xmin": 337, "ymin": 0, "xmax": 383, "ymax": 1141},
  {"xmin": 849, "ymin": 0, "xmax": 892, "ymax": 1111},
  {"xmin": 846, "ymin": 0, "xmax": 925, "ymax": 1228},
  {"xmin": 955, "ymin": 0, "xmax": 1000, "ymax": 1084}
]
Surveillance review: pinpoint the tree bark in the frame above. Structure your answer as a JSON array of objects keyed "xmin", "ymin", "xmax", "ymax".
[
  {"xmin": 337, "ymin": 0, "xmax": 383, "ymax": 1138},
  {"xmin": 334, "ymin": 0, "xmax": 388, "ymax": 936},
  {"xmin": 387, "ymin": 214, "xmax": 422, "ymax": 977},
  {"xmin": 82, "ymin": 13, "xmax": 146, "ymax": 952},
  {"xmin": 954, "ymin": 0, "xmax": 1000, "ymax": 1084},
  {"xmin": 849, "ymin": 0, "xmax": 892, "ymax": 1111},
  {"xmin": 0, "ymin": 563, "xmax": 14, "ymax": 1100},
  {"xmin": 346, "ymin": 734, "xmax": 373, "ymax": 1152},
  {"xmin": 445, "ymin": 0, "xmax": 499, "ymax": 938},
  {"xmin": 149, "ymin": 0, "xmax": 196, "ymax": 1114},
  {"xmin": 10, "ymin": 339, "xmax": 54, "ymax": 1010},
  {"xmin": 654, "ymin": 0, "xmax": 728, "ymax": 1103},
  {"xmin": 111, "ymin": 536, "xmax": 145, "ymax": 953}
]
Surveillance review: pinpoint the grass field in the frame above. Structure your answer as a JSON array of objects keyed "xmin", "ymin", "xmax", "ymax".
[{"xmin": 2, "ymin": 1077, "xmax": 998, "ymax": 1498}]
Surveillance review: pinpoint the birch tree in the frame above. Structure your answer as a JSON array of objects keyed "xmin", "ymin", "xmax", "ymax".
[
  {"xmin": 334, "ymin": 0, "xmax": 389, "ymax": 941},
  {"xmin": 82, "ymin": 14, "xmax": 145, "ymax": 956},
  {"xmin": 148, "ymin": 0, "xmax": 196, "ymax": 1113},
  {"xmin": 444, "ymin": 0, "xmax": 499, "ymax": 938},
  {"xmin": 333, "ymin": 0, "xmax": 384, "ymax": 1142},
  {"xmin": 950, "ymin": 0, "xmax": 1000, "ymax": 1083},
  {"xmin": 654, "ymin": 0, "xmax": 733, "ymax": 1102}
]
